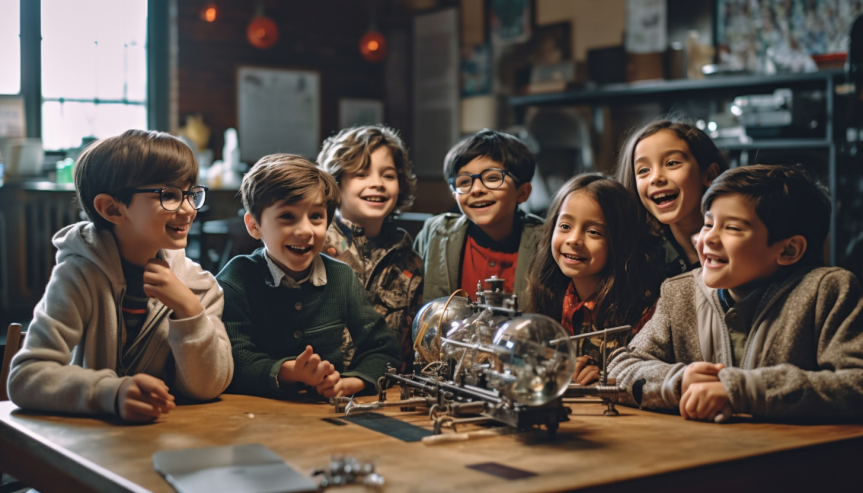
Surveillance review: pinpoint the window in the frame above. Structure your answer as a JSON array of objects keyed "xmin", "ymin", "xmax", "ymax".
[
  {"xmin": 41, "ymin": 0, "xmax": 148, "ymax": 150},
  {"xmin": 0, "ymin": 0, "xmax": 20, "ymax": 95},
  {"xmin": 1, "ymin": 0, "xmax": 151, "ymax": 151}
]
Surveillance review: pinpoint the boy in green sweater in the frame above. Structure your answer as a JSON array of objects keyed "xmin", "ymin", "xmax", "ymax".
[{"xmin": 216, "ymin": 154, "xmax": 401, "ymax": 399}]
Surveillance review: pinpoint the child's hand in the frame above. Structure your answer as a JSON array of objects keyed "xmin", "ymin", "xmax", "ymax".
[
  {"xmin": 278, "ymin": 345, "xmax": 335, "ymax": 387},
  {"xmin": 116, "ymin": 374, "xmax": 175, "ymax": 422},
  {"xmin": 143, "ymin": 258, "xmax": 204, "ymax": 319},
  {"xmin": 679, "ymin": 381, "xmax": 733, "ymax": 422},
  {"xmin": 573, "ymin": 355, "xmax": 601, "ymax": 385},
  {"xmin": 681, "ymin": 361, "xmax": 725, "ymax": 395},
  {"xmin": 315, "ymin": 373, "xmax": 365, "ymax": 399}
]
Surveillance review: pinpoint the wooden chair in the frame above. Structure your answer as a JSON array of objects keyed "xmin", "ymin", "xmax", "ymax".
[
  {"xmin": 0, "ymin": 323, "xmax": 26, "ymax": 493},
  {"xmin": 0, "ymin": 323, "xmax": 24, "ymax": 402}
]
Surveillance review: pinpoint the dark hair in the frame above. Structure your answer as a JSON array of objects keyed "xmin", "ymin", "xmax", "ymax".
[
  {"xmin": 702, "ymin": 163, "xmax": 831, "ymax": 266},
  {"xmin": 526, "ymin": 173, "xmax": 660, "ymax": 329},
  {"xmin": 74, "ymin": 129, "xmax": 198, "ymax": 230},
  {"xmin": 240, "ymin": 154, "xmax": 340, "ymax": 227},
  {"xmin": 443, "ymin": 129, "xmax": 535, "ymax": 184},
  {"xmin": 317, "ymin": 125, "xmax": 416, "ymax": 214},
  {"xmin": 615, "ymin": 119, "xmax": 729, "ymax": 233}
]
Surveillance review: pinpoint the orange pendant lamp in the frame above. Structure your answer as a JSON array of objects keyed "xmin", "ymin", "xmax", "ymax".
[
  {"xmin": 359, "ymin": 1, "xmax": 386, "ymax": 62},
  {"xmin": 247, "ymin": 1, "xmax": 278, "ymax": 49}
]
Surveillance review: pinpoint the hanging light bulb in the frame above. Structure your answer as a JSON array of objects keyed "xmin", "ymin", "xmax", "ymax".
[
  {"xmin": 247, "ymin": 1, "xmax": 278, "ymax": 49},
  {"xmin": 359, "ymin": 30, "xmax": 387, "ymax": 62},
  {"xmin": 359, "ymin": 0, "xmax": 387, "ymax": 63},
  {"xmin": 200, "ymin": 4, "xmax": 218, "ymax": 22}
]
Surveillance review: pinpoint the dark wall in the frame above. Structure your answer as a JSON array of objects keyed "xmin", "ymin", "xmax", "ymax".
[{"xmin": 176, "ymin": 0, "xmax": 393, "ymax": 161}]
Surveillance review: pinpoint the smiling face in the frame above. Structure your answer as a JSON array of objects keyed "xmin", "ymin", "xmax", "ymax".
[
  {"xmin": 452, "ymin": 156, "xmax": 531, "ymax": 241},
  {"xmin": 338, "ymin": 146, "xmax": 399, "ymax": 231},
  {"xmin": 633, "ymin": 129, "xmax": 714, "ymax": 229},
  {"xmin": 117, "ymin": 182, "xmax": 197, "ymax": 265},
  {"xmin": 550, "ymin": 191, "xmax": 609, "ymax": 300},
  {"xmin": 245, "ymin": 193, "xmax": 328, "ymax": 279},
  {"xmin": 700, "ymin": 194, "xmax": 786, "ymax": 300}
]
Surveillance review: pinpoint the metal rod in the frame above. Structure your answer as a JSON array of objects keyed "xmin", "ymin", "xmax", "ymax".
[{"xmin": 550, "ymin": 325, "xmax": 632, "ymax": 345}]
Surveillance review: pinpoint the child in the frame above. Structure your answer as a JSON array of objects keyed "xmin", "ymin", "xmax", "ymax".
[
  {"xmin": 608, "ymin": 164, "xmax": 863, "ymax": 422},
  {"xmin": 616, "ymin": 119, "xmax": 728, "ymax": 280},
  {"xmin": 216, "ymin": 154, "xmax": 401, "ymax": 400},
  {"xmin": 414, "ymin": 129, "xmax": 541, "ymax": 304},
  {"xmin": 526, "ymin": 174, "xmax": 660, "ymax": 385},
  {"xmin": 317, "ymin": 125, "xmax": 424, "ymax": 369},
  {"xmin": 7, "ymin": 129, "xmax": 233, "ymax": 422}
]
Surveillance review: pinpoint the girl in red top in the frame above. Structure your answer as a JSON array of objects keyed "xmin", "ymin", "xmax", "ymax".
[{"xmin": 526, "ymin": 174, "xmax": 661, "ymax": 385}]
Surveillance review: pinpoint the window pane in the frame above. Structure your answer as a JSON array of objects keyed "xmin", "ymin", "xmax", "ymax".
[
  {"xmin": 42, "ymin": 0, "xmax": 147, "ymax": 101},
  {"xmin": 41, "ymin": 101, "xmax": 146, "ymax": 150},
  {"xmin": 0, "ymin": 0, "xmax": 21, "ymax": 94}
]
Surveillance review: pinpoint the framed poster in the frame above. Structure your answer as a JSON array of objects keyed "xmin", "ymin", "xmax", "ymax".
[
  {"xmin": 716, "ymin": 0, "xmax": 863, "ymax": 72},
  {"xmin": 237, "ymin": 66, "xmax": 320, "ymax": 161},
  {"xmin": 338, "ymin": 99, "xmax": 384, "ymax": 128}
]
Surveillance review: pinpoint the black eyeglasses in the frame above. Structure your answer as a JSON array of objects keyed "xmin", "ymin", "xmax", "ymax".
[
  {"xmin": 448, "ymin": 168, "xmax": 518, "ymax": 195},
  {"xmin": 123, "ymin": 185, "xmax": 209, "ymax": 212}
]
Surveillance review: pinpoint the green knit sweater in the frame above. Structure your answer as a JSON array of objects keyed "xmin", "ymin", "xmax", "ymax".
[{"xmin": 217, "ymin": 249, "xmax": 401, "ymax": 399}]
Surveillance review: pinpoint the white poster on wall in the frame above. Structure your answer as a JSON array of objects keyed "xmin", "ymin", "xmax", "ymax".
[
  {"xmin": 237, "ymin": 67, "xmax": 320, "ymax": 162},
  {"xmin": 626, "ymin": 0, "xmax": 667, "ymax": 54}
]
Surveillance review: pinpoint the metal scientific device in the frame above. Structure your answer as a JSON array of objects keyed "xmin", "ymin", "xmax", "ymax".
[{"xmin": 335, "ymin": 276, "xmax": 626, "ymax": 435}]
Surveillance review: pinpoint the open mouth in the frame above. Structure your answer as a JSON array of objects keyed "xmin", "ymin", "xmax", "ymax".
[
  {"xmin": 651, "ymin": 191, "xmax": 679, "ymax": 206},
  {"xmin": 167, "ymin": 223, "xmax": 190, "ymax": 233},
  {"xmin": 362, "ymin": 196, "xmax": 388, "ymax": 203},
  {"xmin": 287, "ymin": 245, "xmax": 313, "ymax": 254},
  {"xmin": 562, "ymin": 253, "xmax": 587, "ymax": 262},
  {"xmin": 703, "ymin": 254, "xmax": 728, "ymax": 265},
  {"xmin": 469, "ymin": 201, "xmax": 495, "ymax": 209}
]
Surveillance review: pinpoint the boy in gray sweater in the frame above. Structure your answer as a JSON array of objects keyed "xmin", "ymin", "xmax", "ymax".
[
  {"xmin": 609, "ymin": 164, "xmax": 863, "ymax": 422},
  {"xmin": 8, "ymin": 130, "xmax": 233, "ymax": 422}
]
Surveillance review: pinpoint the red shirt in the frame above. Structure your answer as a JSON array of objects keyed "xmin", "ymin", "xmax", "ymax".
[{"xmin": 460, "ymin": 235, "xmax": 518, "ymax": 300}]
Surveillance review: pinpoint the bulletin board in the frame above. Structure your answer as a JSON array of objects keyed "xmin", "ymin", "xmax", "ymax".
[
  {"xmin": 237, "ymin": 66, "xmax": 320, "ymax": 162},
  {"xmin": 716, "ymin": 0, "xmax": 863, "ymax": 70}
]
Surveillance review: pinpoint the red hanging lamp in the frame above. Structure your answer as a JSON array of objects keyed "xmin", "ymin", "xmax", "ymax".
[
  {"xmin": 359, "ymin": 0, "xmax": 386, "ymax": 63},
  {"xmin": 247, "ymin": 1, "xmax": 278, "ymax": 49}
]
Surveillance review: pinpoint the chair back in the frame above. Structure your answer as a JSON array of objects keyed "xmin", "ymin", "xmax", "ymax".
[{"xmin": 0, "ymin": 323, "xmax": 25, "ymax": 401}]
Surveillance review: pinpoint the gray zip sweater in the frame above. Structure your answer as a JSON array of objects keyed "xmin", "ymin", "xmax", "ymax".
[
  {"xmin": 8, "ymin": 222, "xmax": 234, "ymax": 416},
  {"xmin": 608, "ymin": 266, "xmax": 863, "ymax": 421},
  {"xmin": 413, "ymin": 210, "xmax": 543, "ymax": 305}
]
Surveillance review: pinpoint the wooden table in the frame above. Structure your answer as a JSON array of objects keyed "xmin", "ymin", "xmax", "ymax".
[{"xmin": 1, "ymin": 394, "xmax": 861, "ymax": 493}]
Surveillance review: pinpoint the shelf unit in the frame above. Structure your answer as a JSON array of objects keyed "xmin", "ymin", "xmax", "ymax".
[{"xmin": 509, "ymin": 69, "xmax": 850, "ymax": 265}]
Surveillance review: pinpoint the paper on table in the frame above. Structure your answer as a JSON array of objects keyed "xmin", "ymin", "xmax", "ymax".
[{"xmin": 152, "ymin": 443, "xmax": 318, "ymax": 493}]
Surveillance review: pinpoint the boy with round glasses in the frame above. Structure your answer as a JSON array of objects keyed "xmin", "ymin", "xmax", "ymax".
[
  {"xmin": 8, "ymin": 129, "xmax": 233, "ymax": 422},
  {"xmin": 414, "ymin": 129, "xmax": 541, "ymax": 303}
]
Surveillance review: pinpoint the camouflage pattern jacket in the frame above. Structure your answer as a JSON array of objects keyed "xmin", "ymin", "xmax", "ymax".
[{"xmin": 324, "ymin": 214, "xmax": 424, "ymax": 368}]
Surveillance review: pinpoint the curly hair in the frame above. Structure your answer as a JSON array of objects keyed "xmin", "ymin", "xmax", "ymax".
[{"xmin": 317, "ymin": 124, "xmax": 416, "ymax": 214}]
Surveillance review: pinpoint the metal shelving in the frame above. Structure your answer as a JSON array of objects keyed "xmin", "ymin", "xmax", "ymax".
[{"xmin": 509, "ymin": 69, "xmax": 850, "ymax": 265}]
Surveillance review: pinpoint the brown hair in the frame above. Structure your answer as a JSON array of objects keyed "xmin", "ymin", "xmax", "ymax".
[
  {"xmin": 74, "ymin": 129, "xmax": 198, "ymax": 230},
  {"xmin": 526, "ymin": 173, "xmax": 661, "ymax": 329},
  {"xmin": 615, "ymin": 119, "xmax": 728, "ymax": 233},
  {"xmin": 317, "ymin": 125, "xmax": 416, "ymax": 214},
  {"xmin": 241, "ymin": 154, "xmax": 340, "ymax": 226},
  {"xmin": 703, "ymin": 163, "xmax": 830, "ymax": 266}
]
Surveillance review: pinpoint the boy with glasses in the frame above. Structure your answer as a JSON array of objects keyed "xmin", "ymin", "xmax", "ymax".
[
  {"xmin": 414, "ymin": 129, "xmax": 541, "ymax": 303},
  {"xmin": 8, "ymin": 129, "xmax": 233, "ymax": 422}
]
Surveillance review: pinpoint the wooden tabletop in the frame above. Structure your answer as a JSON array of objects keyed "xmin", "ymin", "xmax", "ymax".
[{"xmin": 1, "ymin": 393, "xmax": 862, "ymax": 493}]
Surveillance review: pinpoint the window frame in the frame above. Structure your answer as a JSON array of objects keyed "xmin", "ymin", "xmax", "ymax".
[{"xmin": 17, "ymin": 0, "xmax": 168, "ymax": 140}]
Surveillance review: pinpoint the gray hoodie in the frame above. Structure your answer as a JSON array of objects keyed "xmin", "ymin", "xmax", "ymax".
[
  {"xmin": 8, "ymin": 222, "xmax": 233, "ymax": 416},
  {"xmin": 608, "ymin": 267, "xmax": 863, "ymax": 421}
]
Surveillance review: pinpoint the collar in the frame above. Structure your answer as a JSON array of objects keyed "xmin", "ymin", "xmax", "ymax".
[
  {"xmin": 262, "ymin": 249, "xmax": 327, "ymax": 289},
  {"xmin": 466, "ymin": 209, "xmax": 525, "ymax": 253},
  {"xmin": 561, "ymin": 282, "xmax": 596, "ymax": 335}
]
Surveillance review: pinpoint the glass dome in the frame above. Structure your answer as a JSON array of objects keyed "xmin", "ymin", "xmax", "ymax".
[
  {"xmin": 488, "ymin": 313, "xmax": 577, "ymax": 406},
  {"xmin": 411, "ymin": 295, "xmax": 473, "ymax": 364}
]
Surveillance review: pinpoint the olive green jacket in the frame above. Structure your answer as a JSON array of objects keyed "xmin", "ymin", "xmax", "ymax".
[{"xmin": 413, "ymin": 210, "xmax": 544, "ymax": 305}]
